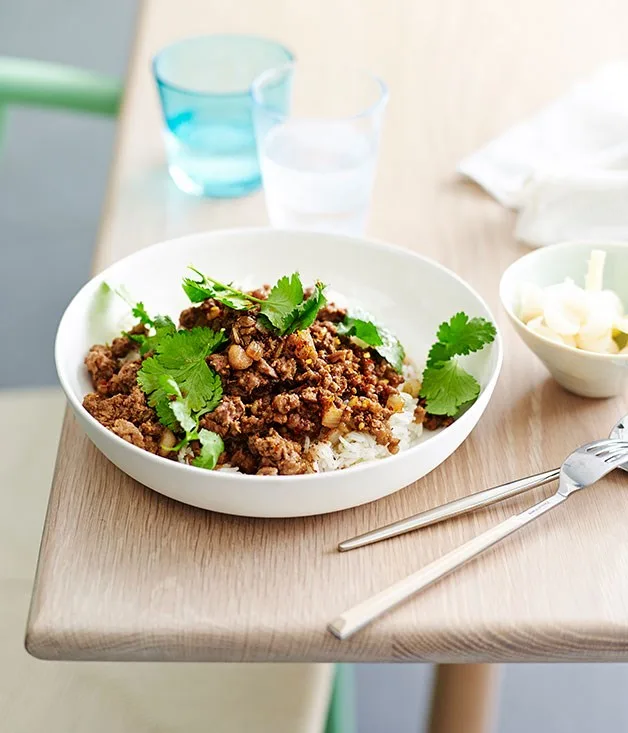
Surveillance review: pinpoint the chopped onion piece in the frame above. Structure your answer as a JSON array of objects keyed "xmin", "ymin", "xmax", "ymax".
[
  {"xmin": 590, "ymin": 290, "xmax": 624, "ymax": 319},
  {"xmin": 576, "ymin": 332, "xmax": 619, "ymax": 354},
  {"xmin": 578, "ymin": 307, "xmax": 615, "ymax": 341},
  {"xmin": 543, "ymin": 296, "xmax": 582, "ymax": 335},
  {"xmin": 585, "ymin": 250, "xmax": 606, "ymax": 292},
  {"xmin": 526, "ymin": 316, "xmax": 565, "ymax": 344},
  {"xmin": 519, "ymin": 249, "xmax": 628, "ymax": 355}
]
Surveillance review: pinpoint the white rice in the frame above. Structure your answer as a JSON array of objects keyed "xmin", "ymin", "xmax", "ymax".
[{"xmin": 311, "ymin": 380, "xmax": 423, "ymax": 473}]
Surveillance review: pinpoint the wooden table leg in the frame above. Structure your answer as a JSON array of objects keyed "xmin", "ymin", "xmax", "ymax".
[{"xmin": 427, "ymin": 664, "xmax": 501, "ymax": 733}]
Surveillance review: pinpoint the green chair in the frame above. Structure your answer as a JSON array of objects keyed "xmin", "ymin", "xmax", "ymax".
[
  {"xmin": 0, "ymin": 54, "xmax": 355, "ymax": 733},
  {"xmin": 0, "ymin": 55, "xmax": 122, "ymax": 146},
  {"xmin": 326, "ymin": 664, "xmax": 356, "ymax": 733}
]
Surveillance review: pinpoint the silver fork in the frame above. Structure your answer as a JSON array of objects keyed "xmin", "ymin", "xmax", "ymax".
[
  {"xmin": 338, "ymin": 413, "xmax": 628, "ymax": 552},
  {"xmin": 328, "ymin": 439, "xmax": 628, "ymax": 640}
]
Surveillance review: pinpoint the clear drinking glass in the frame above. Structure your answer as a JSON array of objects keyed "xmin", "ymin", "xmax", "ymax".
[
  {"xmin": 252, "ymin": 62, "xmax": 388, "ymax": 235},
  {"xmin": 153, "ymin": 35, "xmax": 293, "ymax": 197}
]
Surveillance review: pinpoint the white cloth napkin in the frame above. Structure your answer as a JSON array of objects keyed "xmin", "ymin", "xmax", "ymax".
[
  {"xmin": 515, "ymin": 170, "xmax": 628, "ymax": 246},
  {"xmin": 458, "ymin": 62, "xmax": 628, "ymax": 246}
]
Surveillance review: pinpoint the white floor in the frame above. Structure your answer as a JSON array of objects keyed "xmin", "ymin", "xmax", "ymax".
[{"xmin": 3, "ymin": 1, "xmax": 628, "ymax": 732}]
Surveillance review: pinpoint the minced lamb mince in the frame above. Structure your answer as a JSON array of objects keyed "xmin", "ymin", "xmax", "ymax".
[{"xmin": 83, "ymin": 288, "xmax": 451, "ymax": 476}]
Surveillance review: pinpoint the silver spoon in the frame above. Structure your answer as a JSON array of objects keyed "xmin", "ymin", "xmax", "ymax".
[{"xmin": 338, "ymin": 414, "xmax": 628, "ymax": 552}]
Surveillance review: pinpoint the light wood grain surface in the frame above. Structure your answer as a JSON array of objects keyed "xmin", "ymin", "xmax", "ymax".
[{"xmin": 27, "ymin": 0, "xmax": 628, "ymax": 662}]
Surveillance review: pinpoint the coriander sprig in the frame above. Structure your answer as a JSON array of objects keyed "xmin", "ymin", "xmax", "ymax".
[
  {"xmin": 420, "ymin": 312, "xmax": 496, "ymax": 416},
  {"xmin": 283, "ymin": 281, "xmax": 327, "ymax": 334},
  {"xmin": 129, "ymin": 314, "xmax": 177, "ymax": 355},
  {"xmin": 106, "ymin": 289, "xmax": 227, "ymax": 469},
  {"xmin": 183, "ymin": 268, "xmax": 263, "ymax": 310},
  {"xmin": 182, "ymin": 268, "xmax": 327, "ymax": 337},
  {"xmin": 426, "ymin": 313, "xmax": 497, "ymax": 367},
  {"xmin": 159, "ymin": 376, "xmax": 224, "ymax": 470},
  {"xmin": 137, "ymin": 326, "xmax": 225, "ymax": 430},
  {"xmin": 136, "ymin": 324, "xmax": 226, "ymax": 468},
  {"xmin": 131, "ymin": 302, "xmax": 154, "ymax": 326}
]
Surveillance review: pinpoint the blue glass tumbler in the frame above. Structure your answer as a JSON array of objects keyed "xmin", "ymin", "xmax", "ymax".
[{"xmin": 153, "ymin": 35, "xmax": 293, "ymax": 198}]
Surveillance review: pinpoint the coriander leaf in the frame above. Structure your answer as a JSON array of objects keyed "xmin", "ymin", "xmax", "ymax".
[
  {"xmin": 155, "ymin": 401, "xmax": 178, "ymax": 430},
  {"xmin": 159, "ymin": 374, "xmax": 181, "ymax": 398},
  {"xmin": 421, "ymin": 312, "xmax": 495, "ymax": 417},
  {"xmin": 425, "ymin": 341, "xmax": 450, "ymax": 368},
  {"xmin": 337, "ymin": 316, "xmax": 383, "ymax": 346},
  {"xmin": 338, "ymin": 311, "xmax": 405, "ymax": 373},
  {"xmin": 136, "ymin": 357, "xmax": 167, "ymax": 399},
  {"xmin": 256, "ymin": 314, "xmax": 274, "ymax": 332},
  {"xmin": 427, "ymin": 312, "xmax": 496, "ymax": 366},
  {"xmin": 125, "ymin": 300, "xmax": 176, "ymax": 355},
  {"xmin": 213, "ymin": 288, "xmax": 253, "ymax": 311},
  {"xmin": 284, "ymin": 281, "xmax": 327, "ymax": 334},
  {"xmin": 376, "ymin": 327, "xmax": 406, "ymax": 373},
  {"xmin": 136, "ymin": 357, "xmax": 178, "ymax": 430},
  {"xmin": 160, "ymin": 376, "xmax": 197, "ymax": 434},
  {"xmin": 154, "ymin": 314, "xmax": 177, "ymax": 334},
  {"xmin": 137, "ymin": 327, "xmax": 225, "ymax": 430},
  {"xmin": 142, "ymin": 314, "xmax": 177, "ymax": 355},
  {"xmin": 156, "ymin": 376, "xmax": 222, "ymax": 470},
  {"xmin": 420, "ymin": 360, "xmax": 480, "ymax": 416},
  {"xmin": 130, "ymin": 314, "xmax": 177, "ymax": 355},
  {"xmin": 182, "ymin": 277, "xmax": 216, "ymax": 304},
  {"xmin": 132, "ymin": 301, "xmax": 154, "ymax": 327},
  {"xmin": 151, "ymin": 327, "xmax": 225, "ymax": 413},
  {"xmin": 259, "ymin": 273, "xmax": 304, "ymax": 331},
  {"xmin": 192, "ymin": 429, "xmax": 224, "ymax": 470},
  {"xmin": 182, "ymin": 278, "xmax": 252, "ymax": 310},
  {"xmin": 171, "ymin": 401, "xmax": 196, "ymax": 434},
  {"xmin": 156, "ymin": 325, "xmax": 226, "ymax": 360},
  {"xmin": 182, "ymin": 268, "xmax": 257, "ymax": 310},
  {"xmin": 127, "ymin": 333, "xmax": 145, "ymax": 347}
]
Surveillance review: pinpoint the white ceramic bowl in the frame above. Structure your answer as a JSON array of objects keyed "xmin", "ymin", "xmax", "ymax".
[
  {"xmin": 56, "ymin": 228, "xmax": 502, "ymax": 517},
  {"xmin": 500, "ymin": 241, "xmax": 628, "ymax": 398}
]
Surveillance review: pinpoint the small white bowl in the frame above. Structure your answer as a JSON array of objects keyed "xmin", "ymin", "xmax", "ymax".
[
  {"xmin": 56, "ymin": 228, "xmax": 502, "ymax": 517},
  {"xmin": 500, "ymin": 240, "xmax": 628, "ymax": 398}
]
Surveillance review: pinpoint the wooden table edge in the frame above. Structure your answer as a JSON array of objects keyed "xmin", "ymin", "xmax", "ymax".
[{"xmin": 24, "ymin": 617, "xmax": 628, "ymax": 662}]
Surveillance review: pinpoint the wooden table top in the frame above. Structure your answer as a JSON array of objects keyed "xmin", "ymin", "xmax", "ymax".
[{"xmin": 27, "ymin": 0, "xmax": 628, "ymax": 662}]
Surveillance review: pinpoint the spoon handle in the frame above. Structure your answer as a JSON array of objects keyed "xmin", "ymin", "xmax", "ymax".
[
  {"xmin": 337, "ymin": 468, "xmax": 561, "ymax": 552},
  {"xmin": 329, "ymin": 491, "xmax": 567, "ymax": 640}
]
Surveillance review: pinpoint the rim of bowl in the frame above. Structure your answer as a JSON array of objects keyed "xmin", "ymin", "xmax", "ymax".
[
  {"xmin": 499, "ymin": 239, "xmax": 628, "ymax": 360},
  {"xmin": 250, "ymin": 61, "xmax": 389, "ymax": 123},
  {"xmin": 56, "ymin": 227, "xmax": 503, "ymax": 483},
  {"xmin": 152, "ymin": 34, "xmax": 295, "ymax": 98}
]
